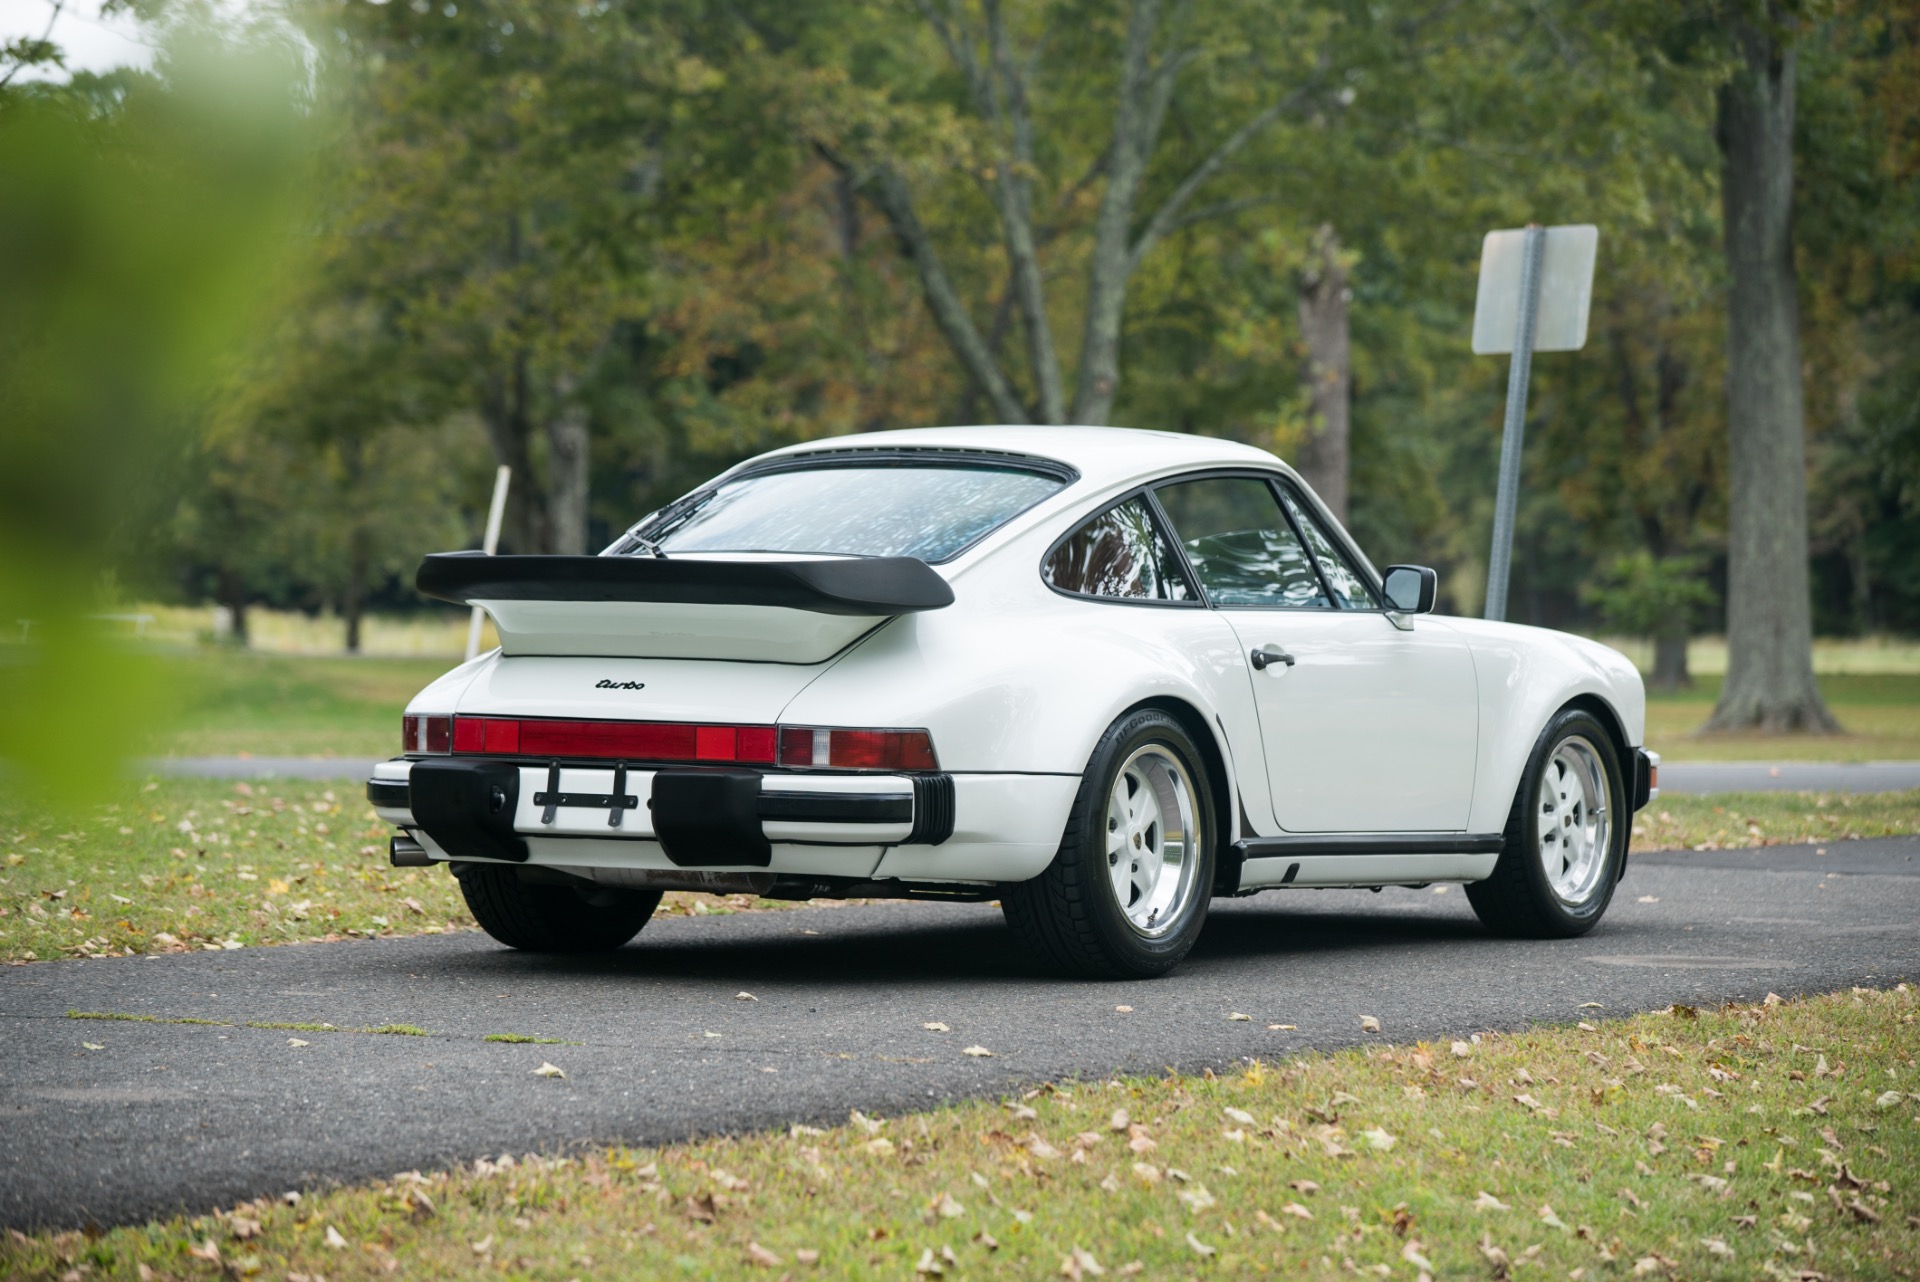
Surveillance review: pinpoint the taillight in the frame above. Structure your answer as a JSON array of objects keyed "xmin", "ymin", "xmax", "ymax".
[
  {"xmin": 402, "ymin": 714, "xmax": 451, "ymax": 755},
  {"xmin": 447, "ymin": 716, "xmax": 778, "ymax": 765},
  {"xmin": 777, "ymin": 726, "xmax": 938, "ymax": 772}
]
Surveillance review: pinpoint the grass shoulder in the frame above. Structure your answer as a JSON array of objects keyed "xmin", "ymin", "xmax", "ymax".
[{"xmin": 5, "ymin": 988, "xmax": 1915, "ymax": 1279}]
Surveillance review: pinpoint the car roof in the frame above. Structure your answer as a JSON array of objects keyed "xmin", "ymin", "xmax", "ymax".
[{"xmin": 736, "ymin": 424, "xmax": 1291, "ymax": 491}]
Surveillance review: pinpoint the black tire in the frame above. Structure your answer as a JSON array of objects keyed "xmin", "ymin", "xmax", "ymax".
[
  {"xmin": 1466, "ymin": 707, "xmax": 1627, "ymax": 939},
  {"xmin": 1002, "ymin": 709, "xmax": 1216, "ymax": 979},
  {"xmin": 451, "ymin": 863, "xmax": 661, "ymax": 952}
]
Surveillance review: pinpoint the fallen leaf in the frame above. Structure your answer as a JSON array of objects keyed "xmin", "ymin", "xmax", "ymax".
[
  {"xmin": 1401, "ymin": 1240, "xmax": 1435, "ymax": 1272},
  {"xmin": 287, "ymin": 1037, "xmax": 309, "ymax": 1047},
  {"xmin": 1538, "ymin": 1204, "xmax": 1569, "ymax": 1231},
  {"xmin": 1450, "ymin": 1041, "xmax": 1472, "ymax": 1058},
  {"xmin": 1185, "ymin": 1232, "xmax": 1216, "ymax": 1257},
  {"xmin": 1228, "ymin": 1012, "xmax": 1251, "ymax": 1022},
  {"xmin": 532, "ymin": 1062, "xmax": 566, "ymax": 1079},
  {"xmin": 324, "ymin": 1226, "xmax": 348, "ymax": 1250},
  {"xmin": 963, "ymin": 1045, "xmax": 994, "ymax": 1058},
  {"xmin": 936, "ymin": 1192, "xmax": 966, "ymax": 1218},
  {"xmin": 1288, "ymin": 1180, "xmax": 1320, "ymax": 1195},
  {"xmin": 683, "ymin": 1192, "xmax": 717, "ymax": 1223},
  {"xmin": 1875, "ymin": 1090, "xmax": 1903, "ymax": 1109},
  {"xmin": 795, "ymin": 1247, "xmax": 821, "ymax": 1265},
  {"xmin": 746, "ymin": 1241, "xmax": 781, "ymax": 1267},
  {"xmin": 1114, "ymin": 1005, "xmax": 1133, "ymax": 1013},
  {"xmin": 1700, "ymin": 1237, "xmax": 1733, "ymax": 1258},
  {"xmin": 736, "ymin": 991, "xmax": 758, "ymax": 1002},
  {"xmin": 1362, "ymin": 1127, "xmax": 1396, "ymax": 1151},
  {"xmin": 82, "ymin": 1042, "xmax": 103, "ymax": 1051},
  {"xmin": 188, "ymin": 1240, "xmax": 221, "ymax": 1264},
  {"xmin": 1059, "ymin": 1246, "xmax": 1104, "ymax": 1278},
  {"xmin": 1359, "ymin": 1015, "xmax": 1381, "ymax": 1033},
  {"xmin": 1270, "ymin": 1023, "xmax": 1297, "ymax": 1030},
  {"xmin": 1178, "ymin": 1184, "xmax": 1216, "ymax": 1212},
  {"xmin": 1132, "ymin": 1163, "xmax": 1162, "ymax": 1185},
  {"xmin": 1474, "ymin": 1191, "xmax": 1511, "ymax": 1212},
  {"xmin": 973, "ymin": 1232, "xmax": 998, "ymax": 1250},
  {"xmin": 1224, "ymin": 1107, "xmax": 1255, "ymax": 1125},
  {"xmin": 1109, "ymin": 1109, "xmax": 1130, "ymax": 1132},
  {"xmin": 924, "ymin": 1022, "xmax": 951, "ymax": 1032},
  {"xmin": 916, "ymin": 1246, "xmax": 945, "ymax": 1276},
  {"xmin": 1637, "ymin": 895, "xmax": 1659, "ymax": 904},
  {"xmin": 1281, "ymin": 1201, "xmax": 1314, "ymax": 1220}
]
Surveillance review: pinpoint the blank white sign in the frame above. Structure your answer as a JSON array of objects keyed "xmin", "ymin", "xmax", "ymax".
[{"xmin": 1471, "ymin": 224, "xmax": 1597, "ymax": 354}]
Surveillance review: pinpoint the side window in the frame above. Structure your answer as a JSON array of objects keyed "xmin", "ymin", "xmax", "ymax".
[
  {"xmin": 1276, "ymin": 486, "xmax": 1378, "ymax": 609},
  {"xmin": 1044, "ymin": 499, "xmax": 1194, "ymax": 602},
  {"xmin": 1153, "ymin": 476, "xmax": 1330, "ymax": 608}
]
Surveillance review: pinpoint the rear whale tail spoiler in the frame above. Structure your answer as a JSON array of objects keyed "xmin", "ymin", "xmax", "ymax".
[{"xmin": 415, "ymin": 552, "xmax": 955, "ymax": 617}]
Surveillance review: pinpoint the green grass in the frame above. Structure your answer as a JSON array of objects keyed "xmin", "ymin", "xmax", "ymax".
[
  {"xmin": 485, "ymin": 1033, "xmax": 569, "ymax": 1045},
  {"xmin": 5, "ymin": 988, "xmax": 1915, "ymax": 1279},
  {"xmin": 0, "ymin": 777, "xmax": 470, "ymax": 963},
  {"xmin": 1646, "ymin": 674, "xmax": 1920, "ymax": 763},
  {"xmin": 0, "ymin": 778, "xmax": 834, "ymax": 964},
  {"xmin": 1633, "ymin": 790, "xmax": 1920, "ymax": 852},
  {"xmin": 143, "ymin": 651, "xmax": 450, "ymax": 759}
]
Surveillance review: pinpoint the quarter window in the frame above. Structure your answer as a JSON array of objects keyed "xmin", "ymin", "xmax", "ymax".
[
  {"xmin": 1152, "ymin": 476, "xmax": 1329, "ymax": 609},
  {"xmin": 1276, "ymin": 487, "xmax": 1377, "ymax": 609},
  {"xmin": 1045, "ymin": 499, "xmax": 1193, "ymax": 602}
]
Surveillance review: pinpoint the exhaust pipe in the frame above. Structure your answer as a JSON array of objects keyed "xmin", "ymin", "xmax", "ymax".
[{"xmin": 389, "ymin": 833, "xmax": 433, "ymax": 867}]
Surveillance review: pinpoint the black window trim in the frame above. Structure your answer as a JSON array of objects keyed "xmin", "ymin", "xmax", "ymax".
[
  {"xmin": 1268, "ymin": 475, "xmax": 1383, "ymax": 611},
  {"xmin": 1039, "ymin": 486, "xmax": 1205, "ymax": 609},
  {"xmin": 1145, "ymin": 466, "xmax": 1384, "ymax": 614},
  {"xmin": 615, "ymin": 447, "xmax": 1080, "ymax": 567}
]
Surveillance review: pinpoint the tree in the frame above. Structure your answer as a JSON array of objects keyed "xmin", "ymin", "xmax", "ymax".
[{"xmin": 1705, "ymin": 3, "xmax": 1839, "ymax": 732}]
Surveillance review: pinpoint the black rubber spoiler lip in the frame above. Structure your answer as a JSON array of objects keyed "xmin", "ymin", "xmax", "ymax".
[{"xmin": 415, "ymin": 552, "xmax": 955, "ymax": 617}]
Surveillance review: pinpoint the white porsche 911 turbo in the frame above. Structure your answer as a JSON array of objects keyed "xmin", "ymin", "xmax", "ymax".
[{"xmin": 367, "ymin": 425, "xmax": 1658, "ymax": 978}]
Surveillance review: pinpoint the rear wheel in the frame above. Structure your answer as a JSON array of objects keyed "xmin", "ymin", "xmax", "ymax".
[
  {"xmin": 452, "ymin": 863, "xmax": 661, "ymax": 952},
  {"xmin": 1002, "ymin": 709, "xmax": 1215, "ymax": 978},
  {"xmin": 1466, "ymin": 708, "xmax": 1626, "ymax": 938}
]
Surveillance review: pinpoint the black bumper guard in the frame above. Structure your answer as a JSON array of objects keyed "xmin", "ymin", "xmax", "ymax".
[{"xmin": 373, "ymin": 760, "xmax": 954, "ymax": 868}]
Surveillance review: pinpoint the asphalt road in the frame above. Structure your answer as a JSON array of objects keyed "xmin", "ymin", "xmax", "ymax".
[
  {"xmin": 144, "ymin": 756, "xmax": 1920, "ymax": 792},
  {"xmin": 4, "ymin": 837, "xmax": 1917, "ymax": 1230}
]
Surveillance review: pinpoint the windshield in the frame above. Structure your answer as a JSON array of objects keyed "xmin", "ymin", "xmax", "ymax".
[{"xmin": 614, "ymin": 462, "xmax": 1067, "ymax": 563}]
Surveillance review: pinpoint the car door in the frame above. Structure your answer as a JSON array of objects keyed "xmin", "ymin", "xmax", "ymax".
[{"xmin": 1151, "ymin": 473, "xmax": 1479, "ymax": 832}]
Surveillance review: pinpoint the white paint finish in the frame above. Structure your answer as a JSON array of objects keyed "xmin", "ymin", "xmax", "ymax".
[
  {"xmin": 1221, "ymin": 610, "xmax": 1478, "ymax": 831},
  {"xmin": 391, "ymin": 424, "xmax": 1650, "ymax": 896},
  {"xmin": 516, "ymin": 837, "xmax": 887, "ymax": 878},
  {"xmin": 460, "ymin": 653, "xmax": 829, "ymax": 725},
  {"xmin": 483, "ymin": 598, "xmax": 883, "ymax": 663},
  {"xmin": 1237, "ymin": 851, "xmax": 1499, "ymax": 889}
]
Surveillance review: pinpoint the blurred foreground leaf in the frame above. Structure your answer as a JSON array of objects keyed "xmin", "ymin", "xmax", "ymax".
[{"xmin": 0, "ymin": 26, "xmax": 310, "ymax": 806}]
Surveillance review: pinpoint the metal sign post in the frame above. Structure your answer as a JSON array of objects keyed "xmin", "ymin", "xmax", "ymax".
[
  {"xmin": 1472, "ymin": 223, "xmax": 1598, "ymax": 621},
  {"xmin": 464, "ymin": 465, "xmax": 511, "ymax": 662}
]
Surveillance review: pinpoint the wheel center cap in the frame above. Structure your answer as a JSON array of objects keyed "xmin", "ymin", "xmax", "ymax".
[{"xmin": 1132, "ymin": 832, "xmax": 1142, "ymax": 849}]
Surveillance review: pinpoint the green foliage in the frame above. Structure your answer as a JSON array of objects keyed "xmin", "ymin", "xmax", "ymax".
[{"xmin": 1583, "ymin": 552, "xmax": 1718, "ymax": 641}]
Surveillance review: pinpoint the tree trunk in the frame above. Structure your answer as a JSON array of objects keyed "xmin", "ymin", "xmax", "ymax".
[
  {"xmin": 544, "ymin": 393, "xmax": 592, "ymax": 556},
  {"xmin": 481, "ymin": 349, "xmax": 543, "ymax": 554},
  {"xmin": 1294, "ymin": 224, "xmax": 1351, "ymax": 522},
  {"xmin": 1704, "ymin": 14, "xmax": 1838, "ymax": 734},
  {"xmin": 1071, "ymin": 0, "xmax": 1161, "ymax": 426},
  {"xmin": 343, "ymin": 524, "xmax": 369, "ymax": 655},
  {"xmin": 217, "ymin": 566, "xmax": 248, "ymax": 647},
  {"xmin": 1650, "ymin": 630, "xmax": 1691, "ymax": 693}
]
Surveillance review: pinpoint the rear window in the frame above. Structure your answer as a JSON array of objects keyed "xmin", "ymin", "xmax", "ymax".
[{"xmin": 616, "ymin": 461, "xmax": 1066, "ymax": 563}]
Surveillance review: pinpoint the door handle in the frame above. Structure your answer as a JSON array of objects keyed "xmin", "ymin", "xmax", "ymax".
[{"xmin": 1250, "ymin": 646, "xmax": 1295, "ymax": 671}]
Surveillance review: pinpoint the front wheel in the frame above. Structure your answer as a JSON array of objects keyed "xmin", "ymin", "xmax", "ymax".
[
  {"xmin": 452, "ymin": 863, "xmax": 661, "ymax": 952},
  {"xmin": 1002, "ymin": 709, "xmax": 1215, "ymax": 978},
  {"xmin": 1466, "ymin": 708, "xmax": 1627, "ymax": 938}
]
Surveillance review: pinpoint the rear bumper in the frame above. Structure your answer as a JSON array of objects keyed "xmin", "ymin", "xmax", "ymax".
[{"xmin": 367, "ymin": 757, "xmax": 1069, "ymax": 884}]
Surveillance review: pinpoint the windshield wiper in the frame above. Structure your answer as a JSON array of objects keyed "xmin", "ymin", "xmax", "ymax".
[{"xmin": 626, "ymin": 534, "xmax": 668, "ymax": 559}]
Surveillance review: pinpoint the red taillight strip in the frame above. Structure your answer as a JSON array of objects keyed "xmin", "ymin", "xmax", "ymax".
[{"xmin": 451, "ymin": 716, "xmax": 777, "ymax": 765}]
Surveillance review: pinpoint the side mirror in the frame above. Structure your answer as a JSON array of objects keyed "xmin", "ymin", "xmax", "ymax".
[{"xmin": 1382, "ymin": 565, "xmax": 1437, "ymax": 615}]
